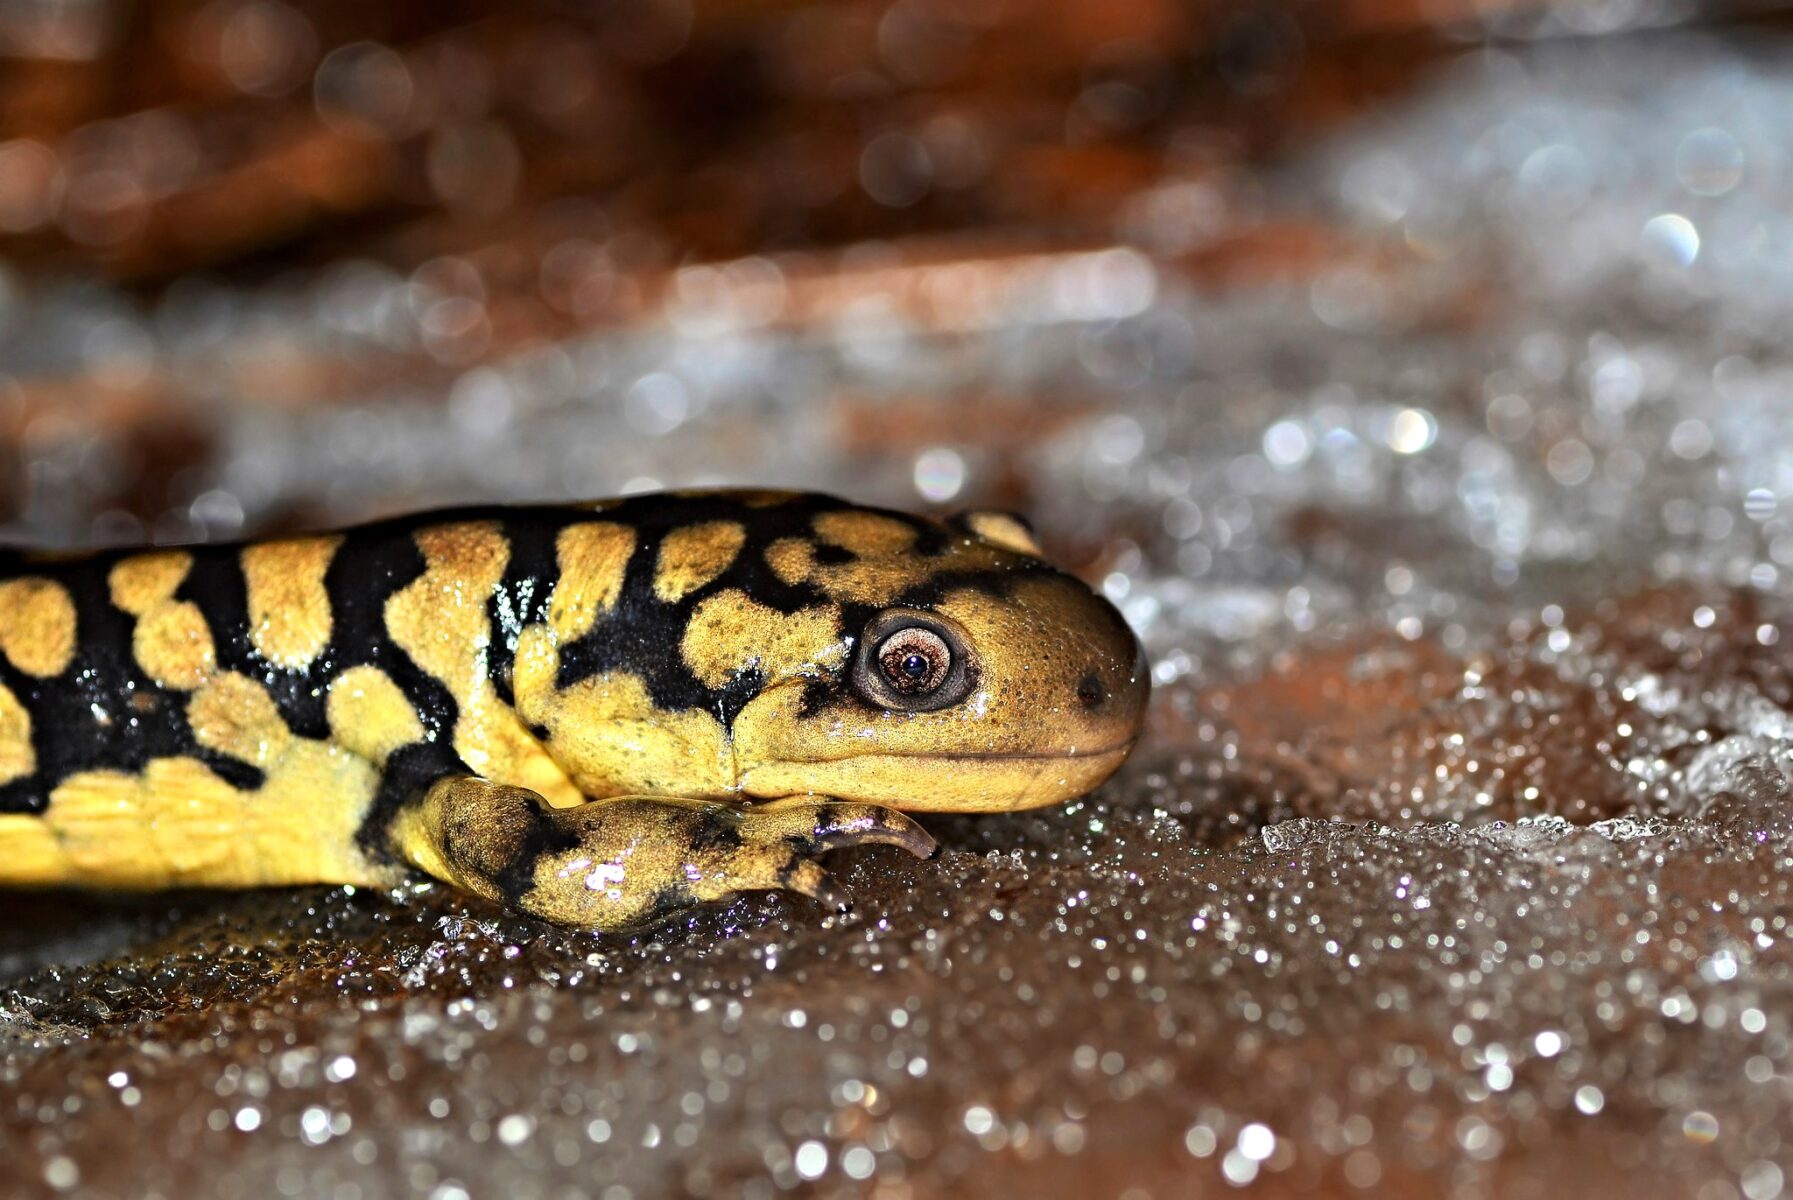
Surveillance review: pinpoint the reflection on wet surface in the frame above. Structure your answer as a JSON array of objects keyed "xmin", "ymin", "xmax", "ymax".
[{"xmin": 5, "ymin": 11, "xmax": 1793, "ymax": 1200}]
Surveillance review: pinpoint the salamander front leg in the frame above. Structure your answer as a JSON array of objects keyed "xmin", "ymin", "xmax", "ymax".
[{"xmin": 388, "ymin": 779, "xmax": 937, "ymax": 931}]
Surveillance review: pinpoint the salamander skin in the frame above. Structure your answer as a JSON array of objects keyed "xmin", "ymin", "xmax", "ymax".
[{"xmin": 0, "ymin": 491, "xmax": 1148, "ymax": 930}]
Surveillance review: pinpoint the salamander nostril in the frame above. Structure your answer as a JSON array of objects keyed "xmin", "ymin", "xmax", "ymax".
[{"xmin": 1076, "ymin": 672, "xmax": 1106, "ymax": 709}]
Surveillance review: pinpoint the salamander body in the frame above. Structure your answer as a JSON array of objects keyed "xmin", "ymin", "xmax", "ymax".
[{"xmin": 0, "ymin": 491, "xmax": 1147, "ymax": 929}]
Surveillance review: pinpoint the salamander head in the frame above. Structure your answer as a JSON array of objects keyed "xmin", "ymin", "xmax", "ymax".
[{"xmin": 728, "ymin": 499, "xmax": 1150, "ymax": 812}]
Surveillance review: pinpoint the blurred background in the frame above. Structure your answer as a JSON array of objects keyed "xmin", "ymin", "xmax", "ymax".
[
  {"xmin": 7, "ymin": 3, "xmax": 1793, "ymax": 1199},
  {"xmin": 0, "ymin": 0, "xmax": 1771, "ymax": 566}
]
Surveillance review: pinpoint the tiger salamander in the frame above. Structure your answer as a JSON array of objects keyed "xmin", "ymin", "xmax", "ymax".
[{"xmin": 0, "ymin": 491, "xmax": 1148, "ymax": 930}]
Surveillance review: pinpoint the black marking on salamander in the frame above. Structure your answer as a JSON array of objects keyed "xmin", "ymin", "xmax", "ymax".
[
  {"xmin": 554, "ymin": 493, "xmax": 850, "ymax": 727},
  {"xmin": 486, "ymin": 513, "xmax": 561, "ymax": 710},
  {"xmin": 370, "ymin": 742, "xmax": 469, "ymax": 860},
  {"xmin": 889, "ymin": 566, "xmax": 1048, "ymax": 611},
  {"xmin": 180, "ymin": 547, "xmax": 337, "ymax": 744},
  {"xmin": 795, "ymin": 680, "xmax": 835, "ymax": 719},
  {"xmin": 489, "ymin": 792, "xmax": 582, "ymax": 908},
  {"xmin": 0, "ymin": 512, "xmax": 477, "ymax": 843},
  {"xmin": 687, "ymin": 805, "xmax": 746, "ymax": 854},
  {"xmin": 647, "ymin": 882, "xmax": 694, "ymax": 925},
  {"xmin": 0, "ymin": 554, "xmax": 266, "ymax": 815},
  {"xmin": 321, "ymin": 528, "xmax": 476, "ymax": 861},
  {"xmin": 100, "ymin": 520, "xmax": 475, "ymax": 860}
]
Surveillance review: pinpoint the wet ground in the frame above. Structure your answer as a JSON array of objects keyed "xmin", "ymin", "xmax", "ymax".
[{"xmin": 5, "ymin": 13, "xmax": 1793, "ymax": 1200}]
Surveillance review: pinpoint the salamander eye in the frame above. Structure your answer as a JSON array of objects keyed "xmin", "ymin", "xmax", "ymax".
[
  {"xmin": 877, "ymin": 627, "xmax": 951, "ymax": 695},
  {"xmin": 852, "ymin": 609, "xmax": 976, "ymax": 712}
]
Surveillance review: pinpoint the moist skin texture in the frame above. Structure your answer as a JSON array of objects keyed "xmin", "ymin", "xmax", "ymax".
[{"xmin": 0, "ymin": 490, "xmax": 1148, "ymax": 930}]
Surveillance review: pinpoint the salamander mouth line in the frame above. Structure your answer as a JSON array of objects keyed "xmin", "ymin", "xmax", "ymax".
[{"xmin": 770, "ymin": 738, "xmax": 1139, "ymax": 766}]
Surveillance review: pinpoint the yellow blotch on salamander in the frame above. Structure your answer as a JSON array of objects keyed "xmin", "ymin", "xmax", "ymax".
[
  {"xmin": 108, "ymin": 550, "xmax": 192, "ymax": 616},
  {"xmin": 813, "ymin": 510, "xmax": 917, "ymax": 557},
  {"xmin": 547, "ymin": 521, "xmax": 634, "ymax": 641},
  {"xmin": 243, "ymin": 535, "xmax": 342, "ymax": 670},
  {"xmin": 385, "ymin": 522, "xmax": 582, "ymax": 808},
  {"xmin": 325, "ymin": 666, "xmax": 425, "ymax": 764},
  {"xmin": 27, "ymin": 753, "xmax": 389, "ymax": 891},
  {"xmin": 0, "ymin": 681, "xmax": 31, "ymax": 786},
  {"xmin": 522, "ymin": 668, "xmax": 733, "ymax": 798},
  {"xmin": 188, "ymin": 672, "xmax": 292, "ymax": 768},
  {"xmin": 0, "ymin": 577, "xmax": 77, "ymax": 678},
  {"xmin": 510, "ymin": 622, "xmax": 731, "ymax": 800},
  {"xmin": 956, "ymin": 510, "xmax": 1043, "ymax": 557},
  {"xmin": 764, "ymin": 537, "xmax": 815, "ymax": 586},
  {"xmin": 386, "ymin": 522, "xmax": 509, "ymax": 698},
  {"xmin": 773, "ymin": 518, "xmax": 1013, "ymax": 606},
  {"xmin": 110, "ymin": 550, "xmax": 215, "ymax": 690},
  {"xmin": 134, "ymin": 600, "xmax": 217, "ymax": 691},
  {"xmin": 681, "ymin": 589, "xmax": 845, "ymax": 690},
  {"xmin": 653, "ymin": 521, "xmax": 745, "ymax": 602}
]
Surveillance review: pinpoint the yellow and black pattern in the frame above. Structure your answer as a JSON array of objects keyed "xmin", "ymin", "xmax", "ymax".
[{"xmin": 0, "ymin": 491, "xmax": 1148, "ymax": 929}]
